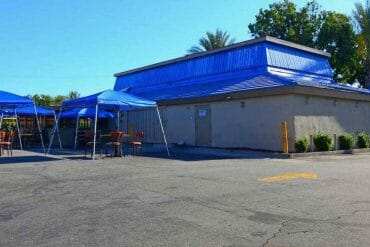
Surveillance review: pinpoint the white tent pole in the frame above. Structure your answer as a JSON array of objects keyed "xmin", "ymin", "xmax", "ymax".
[
  {"xmin": 92, "ymin": 104, "xmax": 98, "ymax": 160},
  {"xmin": 0, "ymin": 112, "xmax": 3, "ymax": 129},
  {"xmin": 33, "ymin": 104, "xmax": 46, "ymax": 154},
  {"xmin": 53, "ymin": 113, "xmax": 63, "ymax": 149},
  {"xmin": 74, "ymin": 115, "xmax": 80, "ymax": 150},
  {"xmin": 156, "ymin": 106, "xmax": 170, "ymax": 156},
  {"xmin": 117, "ymin": 110, "xmax": 120, "ymax": 131},
  {"xmin": 14, "ymin": 108, "xmax": 23, "ymax": 150},
  {"xmin": 47, "ymin": 106, "xmax": 62, "ymax": 155}
]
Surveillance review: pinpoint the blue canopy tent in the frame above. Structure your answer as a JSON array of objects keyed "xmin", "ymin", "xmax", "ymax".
[
  {"xmin": 47, "ymin": 89, "xmax": 169, "ymax": 159},
  {"xmin": 59, "ymin": 107, "xmax": 115, "ymax": 149},
  {"xmin": 1, "ymin": 105, "xmax": 55, "ymax": 116},
  {"xmin": 1, "ymin": 106, "xmax": 63, "ymax": 150},
  {"xmin": 0, "ymin": 90, "xmax": 46, "ymax": 153},
  {"xmin": 59, "ymin": 107, "xmax": 115, "ymax": 119}
]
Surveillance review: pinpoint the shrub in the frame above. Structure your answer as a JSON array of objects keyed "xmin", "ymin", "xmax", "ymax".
[
  {"xmin": 358, "ymin": 132, "xmax": 370, "ymax": 149},
  {"xmin": 338, "ymin": 133, "xmax": 354, "ymax": 150},
  {"xmin": 313, "ymin": 132, "xmax": 332, "ymax": 151},
  {"xmin": 295, "ymin": 137, "xmax": 309, "ymax": 153}
]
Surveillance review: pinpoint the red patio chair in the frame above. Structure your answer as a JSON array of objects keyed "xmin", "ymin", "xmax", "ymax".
[
  {"xmin": 105, "ymin": 131, "xmax": 124, "ymax": 157},
  {"xmin": 84, "ymin": 131, "xmax": 102, "ymax": 158},
  {"xmin": 0, "ymin": 131, "xmax": 15, "ymax": 156},
  {"xmin": 130, "ymin": 131, "xmax": 144, "ymax": 156}
]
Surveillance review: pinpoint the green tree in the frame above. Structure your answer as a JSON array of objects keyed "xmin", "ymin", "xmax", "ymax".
[
  {"xmin": 353, "ymin": 0, "xmax": 370, "ymax": 88},
  {"xmin": 248, "ymin": 0, "xmax": 320, "ymax": 47},
  {"xmin": 67, "ymin": 91, "xmax": 80, "ymax": 100},
  {"xmin": 188, "ymin": 29, "xmax": 235, "ymax": 54},
  {"xmin": 39, "ymin": 94, "xmax": 53, "ymax": 106},
  {"xmin": 316, "ymin": 11, "xmax": 359, "ymax": 83},
  {"xmin": 26, "ymin": 92, "xmax": 77, "ymax": 106},
  {"xmin": 248, "ymin": 0, "xmax": 362, "ymax": 84},
  {"xmin": 53, "ymin": 95, "xmax": 66, "ymax": 105}
]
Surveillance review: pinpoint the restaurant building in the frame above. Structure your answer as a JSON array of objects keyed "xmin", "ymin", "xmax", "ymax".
[{"xmin": 113, "ymin": 36, "xmax": 370, "ymax": 152}]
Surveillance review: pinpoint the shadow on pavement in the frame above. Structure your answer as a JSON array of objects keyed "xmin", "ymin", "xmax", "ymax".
[
  {"xmin": 132, "ymin": 146, "xmax": 286, "ymax": 161},
  {"xmin": 44, "ymin": 146, "xmax": 286, "ymax": 162},
  {"xmin": 0, "ymin": 155, "xmax": 61, "ymax": 164}
]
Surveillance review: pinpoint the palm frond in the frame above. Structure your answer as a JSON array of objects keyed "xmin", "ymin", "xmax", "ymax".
[{"xmin": 187, "ymin": 29, "xmax": 235, "ymax": 54}]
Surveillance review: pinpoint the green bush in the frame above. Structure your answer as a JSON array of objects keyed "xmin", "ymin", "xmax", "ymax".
[
  {"xmin": 338, "ymin": 133, "xmax": 354, "ymax": 150},
  {"xmin": 313, "ymin": 132, "xmax": 332, "ymax": 151},
  {"xmin": 358, "ymin": 132, "xmax": 370, "ymax": 149},
  {"xmin": 1, "ymin": 121, "xmax": 15, "ymax": 131},
  {"xmin": 295, "ymin": 136, "xmax": 309, "ymax": 153}
]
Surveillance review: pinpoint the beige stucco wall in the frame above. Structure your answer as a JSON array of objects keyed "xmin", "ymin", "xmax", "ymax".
[
  {"xmin": 211, "ymin": 95, "xmax": 295, "ymax": 151},
  {"xmin": 164, "ymin": 105, "xmax": 196, "ymax": 145},
  {"xmin": 293, "ymin": 95, "xmax": 370, "ymax": 140},
  {"xmin": 124, "ymin": 95, "xmax": 295, "ymax": 151}
]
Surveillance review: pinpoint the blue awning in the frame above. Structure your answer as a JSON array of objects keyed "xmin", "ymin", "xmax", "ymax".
[
  {"xmin": 0, "ymin": 90, "xmax": 34, "ymax": 108},
  {"xmin": 62, "ymin": 89, "xmax": 157, "ymax": 110},
  {"xmin": 59, "ymin": 108, "xmax": 115, "ymax": 119},
  {"xmin": 1, "ymin": 105, "xmax": 55, "ymax": 116}
]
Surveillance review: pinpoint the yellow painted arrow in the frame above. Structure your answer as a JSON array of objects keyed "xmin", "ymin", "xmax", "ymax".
[{"xmin": 258, "ymin": 172, "xmax": 318, "ymax": 183}]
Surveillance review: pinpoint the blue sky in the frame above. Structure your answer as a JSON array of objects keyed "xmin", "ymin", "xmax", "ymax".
[{"xmin": 0, "ymin": 0, "xmax": 357, "ymax": 96}]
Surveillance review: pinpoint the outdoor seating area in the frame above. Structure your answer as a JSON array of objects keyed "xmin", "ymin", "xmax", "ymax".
[{"xmin": 0, "ymin": 89, "xmax": 170, "ymax": 160}]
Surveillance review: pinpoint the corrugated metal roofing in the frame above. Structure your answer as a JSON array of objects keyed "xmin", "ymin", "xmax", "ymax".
[
  {"xmin": 114, "ymin": 39, "xmax": 334, "ymax": 92},
  {"xmin": 127, "ymin": 72, "xmax": 367, "ymax": 102},
  {"xmin": 113, "ymin": 36, "xmax": 370, "ymax": 101},
  {"xmin": 266, "ymin": 43, "xmax": 333, "ymax": 78}
]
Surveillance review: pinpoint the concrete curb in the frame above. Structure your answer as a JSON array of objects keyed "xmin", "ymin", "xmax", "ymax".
[{"xmin": 288, "ymin": 148, "xmax": 370, "ymax": 158}]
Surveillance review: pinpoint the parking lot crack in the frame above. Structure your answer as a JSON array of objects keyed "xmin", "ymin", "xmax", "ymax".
[{"xmin": 261, "ymin": 220, "xmax": 288, "ymax": 247}]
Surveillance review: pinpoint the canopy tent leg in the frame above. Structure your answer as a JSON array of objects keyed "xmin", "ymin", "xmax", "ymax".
[
  {"xmin": 14, "ymin": 109, "xmax": 23, "ymax": 150},
  {"xmin": 117, "ymin": 110, "xmax": 120, "ymax": 131},
  {"xmin": 73, "ymin": 116, "xmax": 80, "ymax": 150},
  {"xmin": 0, "ymin": 112, "xmax": 3, "ymax": 129},
  {"xmin": 92, "ymin": 104, "xmax": 99, "ymax": 160},
  {"xmin": 47, "ymin": 106, "xmax": 62, "ymax": 155},
  {"xmin": 53, "ymin": 113, "xmax": 63, "ymax": 149},
  {"xmin": 156, "ymin": 107, "xmax": 170, "ymax": 156},
  {"xmin": 33, "ymin": 104, "xmax": 46, "ymax": 154}
]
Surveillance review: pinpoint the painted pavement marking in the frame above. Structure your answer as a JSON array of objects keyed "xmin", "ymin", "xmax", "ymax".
[{"xmin": 258, "ymin": 172, "xmax": 318, "ymax": 183}]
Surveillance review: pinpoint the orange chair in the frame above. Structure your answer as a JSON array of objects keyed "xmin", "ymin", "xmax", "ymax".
[
  {"xmin": 0, "ymin": 131, "xmax": 6, "ymax": 141},
  {"xmin": 131, "ymin": 131, "xmax": 144, "ymax": 156},
  {"xmin": 0, "ymin": 131, "xmax": 7, "ymax": 156},
  {"xmin": 0, "ymin": 131, "xmax": 15, "ymax": 156},
  {"xmin": 84, "ymin": 131, "xmax": 102, "ymax": 158},
  {"xmin": 105, "ymin": 131, "xmax": 124, "ymax": 157}
]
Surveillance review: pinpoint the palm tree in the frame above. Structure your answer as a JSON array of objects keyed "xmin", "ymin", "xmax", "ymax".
[
  {"xmin": 353, "ymin": 0, "xmax": 370, "ymax": 88},
  {"xmin": 67, "ymin": 91, "xmax": 80, "ymax": 100},
  {"xmin": 188, "ymin": 29, "xmax": 235, "ymax": 54}
]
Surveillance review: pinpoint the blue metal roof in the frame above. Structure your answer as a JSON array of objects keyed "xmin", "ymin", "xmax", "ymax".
[
  {"xmin": 113, "ymin": 36, "xmax": 370, "ymax": 101},
  {"xmin": 126, "ymin": 72, "xmax": 370, "ymax": 101}
]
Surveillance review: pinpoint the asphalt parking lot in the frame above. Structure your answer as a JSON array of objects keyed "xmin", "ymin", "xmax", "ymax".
[{"xmin": 0, "ymin": 150, "xmax": 370, "ymax": 247}]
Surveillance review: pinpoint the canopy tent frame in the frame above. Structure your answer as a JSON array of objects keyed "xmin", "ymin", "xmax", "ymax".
[
  {"xmin": 47, "ymin": 90, "xmax": 170, "ymax": 159},
  {"xmin": 14, "ymin": 109, "xmax": 23, "ymax": 150},
  {"xmin": 73, "ymin": 115, "xmax": 80, "ymax": 150},
  {"xmin": 0, "ymin": 90, "xmax": 45, "ymax": 154},
  {"xmin": 0, "ymin": 112, "xmax": 3, "ymax": 129},
  {"xmin": 0, "ymin": 107, "xmax": 61, "ymax": 153},
  {"xmin": 53, "ymin": 113, "xmax": 63, "ymax": 150}
]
